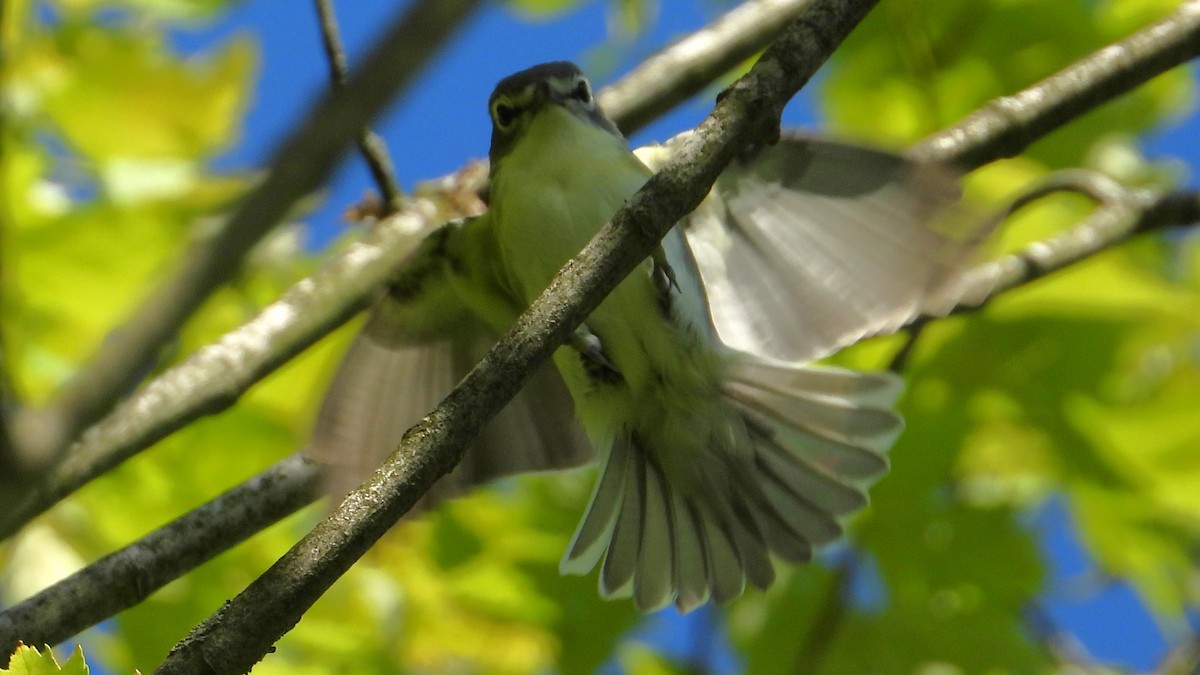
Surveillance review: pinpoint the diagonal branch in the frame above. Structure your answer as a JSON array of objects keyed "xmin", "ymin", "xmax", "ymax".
[
  {"xmin": 907, "ymin": 0, "xmax": 1200, "ymax": 168},
  {"xmin": 0, "ymin": 454, "xmax": 320, "ymax": 655},
  {"xmin": 0, "ymin": 0, "xmax": 800, "ymax": 541},
  {"xmin": 7, "ymin": 0, "xmax": 482, "ymax": 479},
  {"xmin": 153, "ymin": 2, "xmax": 883, "ymax": 671},
  {"xmin": 0, "ymin": 188, "xmax": 460, "ymax": 539},
  {"xmin": 946, "ymin": 185, "xmax": 1199, "ymax": 314},
  {"xmin": 313, "ymin": 0, "xmax": 404, "ymax": 207},
  {"xmin": 890, "ymin": 178, "xmax": 1199, "ymax": 371},
  {"xmin": 599, "ymin": 0, "xmax": 822, "ymax": 135}
]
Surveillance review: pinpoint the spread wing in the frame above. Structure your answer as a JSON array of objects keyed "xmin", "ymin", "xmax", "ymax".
[{"xmin": 639, "ymin": 134, "xmax": 988, "ymax": 363}]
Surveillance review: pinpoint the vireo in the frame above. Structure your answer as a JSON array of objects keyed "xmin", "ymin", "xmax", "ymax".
[{"xmin": 311, "ymin": 62, "xmax": 980, "ymax": 612}]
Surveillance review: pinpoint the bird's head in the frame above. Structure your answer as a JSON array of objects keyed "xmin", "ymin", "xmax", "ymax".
[{"xmin": 486, "ymin": 61, "xmax": 621, "ymax": 167}]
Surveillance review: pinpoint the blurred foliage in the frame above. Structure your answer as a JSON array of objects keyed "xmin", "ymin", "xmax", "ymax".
[
  {"xmin": 1, "ymin": 0, "xmax": 1198, "ymax": 673},
  {"xmin": 505, "ymin": 0, "xmax": 656, "ymax": 35}
]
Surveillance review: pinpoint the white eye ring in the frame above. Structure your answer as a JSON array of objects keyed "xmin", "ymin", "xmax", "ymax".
[{"xmin": 493, "ymin": 101, "xmax": 517, "ymax": 130}]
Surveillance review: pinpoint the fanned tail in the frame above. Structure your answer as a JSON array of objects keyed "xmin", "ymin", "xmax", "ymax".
[{"xmin": 559, "ymin": 353, "xmax": 901, "ymax": 612}]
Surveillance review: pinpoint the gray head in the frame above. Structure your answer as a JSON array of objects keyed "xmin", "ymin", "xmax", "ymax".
[{"xmin": 487, "ymin": 61, "xmax": 622, "ymax": 166}]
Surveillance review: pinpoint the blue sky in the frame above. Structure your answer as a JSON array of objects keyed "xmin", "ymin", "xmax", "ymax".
[
  {"xmin": 169, "ymin": 1, "xmax": 1200, "ymax": 670},
  {"xmin": 173, "ymin": 1, "xmax": 824, "ymax": 246},
  {"xmin": 175, "ymin": 0, "xmax": 1200, "ymax": 245}
]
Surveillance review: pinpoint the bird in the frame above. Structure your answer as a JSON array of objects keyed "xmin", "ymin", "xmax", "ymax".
[{"xmin": 309, "ymin": 61, "xmax": 984, "ymax": 612}]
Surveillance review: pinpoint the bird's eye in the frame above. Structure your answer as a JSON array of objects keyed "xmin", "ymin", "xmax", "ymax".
[
  {"xmin": 572, "ymin": 80, "xmax": 592, "ymax": 105},
  {"xmin": 493, "ymin": 102, "xmax": 517, "ymax": 130}
]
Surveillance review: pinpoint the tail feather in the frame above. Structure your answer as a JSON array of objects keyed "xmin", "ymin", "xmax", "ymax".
[
  {"xmin": 742, "ymin": 472, "xmax": 818, "ymax": 563},
  {"xmin": 725, "ymin": 499, "xmax": 777, "ymax": 590},
  {"xmin": 671, "ymin": 497, "xmax": 711, "ymax": 611},
  {"xmin": 600, "ymin": 454, "xmax": 642, "ymax": 597},
  {"xmin": 728, "ymin": 357, "xmax": 902, "ymax": 408},
  {"xmin": 701, "ymin": 513, "xmax": 746, "ymax": 604},
  {"xmin": 757, "ymin": 456, "xmax": 844, "ymax": 549},
  {"xmin": 751, "ymin": 413, "xmax": 889, "ymax": 482},
  {"xmin": 560, "ymin": 356, "xmax": 901, "ymax": 612},
  {"xmin": 730, "ymin": 379, "xmax": 900, "ymax": 449},
  {"xmin": 634, "ymin": 460, "xmax": 675, "ymax": 611},
  {"xmin": 561, "ymin": 436, "xmax": 630, "ymax": 575},
  {"xmin": 753, "ymin": 432, "xmax": 869, "ymax": 516}
]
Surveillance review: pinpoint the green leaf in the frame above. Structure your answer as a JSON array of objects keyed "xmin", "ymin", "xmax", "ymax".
[
  {"xmin": 37, "ymin": 24, "xmax": 257, "ymax": 161},
  {"xmin": 2, "ymin": 644, "xmax": 89, "ymax": 675}
]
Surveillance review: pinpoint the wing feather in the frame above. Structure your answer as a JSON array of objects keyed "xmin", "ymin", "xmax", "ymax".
[{"xmin": 639, "ymin": 134, "xmax": 989, "ymax": 362}]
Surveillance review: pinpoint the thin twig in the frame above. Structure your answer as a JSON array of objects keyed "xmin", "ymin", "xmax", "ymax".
[
  {"xmin": 599, "ymin": 0, "xmax": 819, "ymax": 135},
  {"xmin": 891, "ymin": 184, "xmax": 1199, "ymax": 374},
  {"xmin": 8, "ymin": 0, "xmax": 482, "ymax": 480},
  {"xmin": 313, "ymin": 0, "xmax": 403, "ymax": 207},
  {"xmin": 948, "ymin": 187, "xmax": 1198, "ymax": 308},
  {"xmin": 0, "ymin": 454, "xmax": 320, "ymax": 654},
  {"xmin": 907, "ymin": 0, "xmax": 1200, "ymax": 168},
  {"xmin": 889, "ymin": 170, "xmax": 1145, "ymax": 372},
  {"xmin": 154, "ymin": 2, "xmax": 882, "ymax": 671}
]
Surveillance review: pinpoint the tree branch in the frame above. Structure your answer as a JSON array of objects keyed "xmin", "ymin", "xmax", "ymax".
[
  {"xmin": 599, "ymin": 0, "xmax": 820, "ymax": 135},
  {"xmin": 907, "ymin": 0, "xmax": 1200, "ymax": 168},
  {"xmin": 949, "ymin": 185, "xmax": 1199, "ymax": 311},
  {"xmin": 153, "ymin": 2, "xmax": 882, "ymax": 671},
  {"xmin": 313, "ymin": 0, "xmax": 404, "ymax": 207},
  {"xmin": 0, "ymin": 189, "xmax": 458, "ymax": 539},
  {"xmin": 0, "ymin": 0, "xmax": 1194, "ymax": 656},
  {"xmin": 0, "ymin": 454, "xmax": 320, "ymax": 654},
  {"xmin": 7, "ymin": 0, "xmax": 482, "ymax": 479},
  {"xmin": 0, "ymin": 0, "xmax": 799, "ymax": 540},
  {"xmin": 890, "ymin": 178, "xmax": 1199, "ymax": 371},
  {"xmin": 7, "ymin": 185, "xmax": 1191, "ymax": 659}
]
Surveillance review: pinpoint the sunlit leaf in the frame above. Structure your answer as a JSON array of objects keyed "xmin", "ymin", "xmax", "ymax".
[
  {"xmin": 36, "ymin": 24, "xmax": 256, "ymax": 161},
  {"xmin": 1, "ymin": 644, "xmax": 88, "ymax": 675}
]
